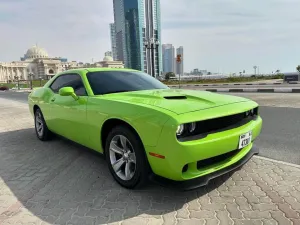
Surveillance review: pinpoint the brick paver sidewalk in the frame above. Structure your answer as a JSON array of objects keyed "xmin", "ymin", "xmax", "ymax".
[{"xmin": 0, "ymin": 98, "xmax": 299, "ymax": 225}]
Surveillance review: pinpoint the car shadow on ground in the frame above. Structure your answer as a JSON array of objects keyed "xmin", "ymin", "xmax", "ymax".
[{"xmin": 0, "ymin": 128, "xmax": 235, "ymax": 224}]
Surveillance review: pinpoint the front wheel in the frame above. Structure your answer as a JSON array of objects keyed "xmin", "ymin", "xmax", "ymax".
[
  {"xmin": 105, "ymin": 125, "xmax": 150, "ymax": 189},
  {"xmin": 34, "ymin": 108, "xmax": 52, "ymax": 141}
]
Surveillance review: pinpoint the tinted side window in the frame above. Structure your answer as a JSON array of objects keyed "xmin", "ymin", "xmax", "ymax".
[
  {"xmin": 49, "ymin": 76, "xmax": 67, "ymax": 93},
  {"xmin": 50, "ymin": 74, "xmax": 87, "ymax": 96}
]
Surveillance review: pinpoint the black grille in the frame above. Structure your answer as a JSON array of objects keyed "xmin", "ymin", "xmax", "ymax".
[
  {"xmin": 197, "ymin": 110, "xmax": 255, "ymax": 134},
  {"xmin": 178, "ymin": 107, "xmax": 258, "ymax": 142},
  {"xmin": 197, "ymin": 149, "xmax": 241, "ymax": 170}
]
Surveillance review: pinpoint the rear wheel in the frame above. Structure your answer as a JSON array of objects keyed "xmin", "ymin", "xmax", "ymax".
[
  {"xmin": 105, "ymin": 125, "xmax": 150, "ymax": 189},
  {"xmin": 34, "ymin": 108, "xmax": 52, "ymax": 141}
]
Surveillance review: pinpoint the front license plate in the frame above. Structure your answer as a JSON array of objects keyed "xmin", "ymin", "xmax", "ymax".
[{"xmin": 238, "ymin": 131, "xmax": 252, "ymax": 149}]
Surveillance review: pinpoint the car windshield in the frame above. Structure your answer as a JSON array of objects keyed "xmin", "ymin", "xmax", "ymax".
[{"xmin": 86, "ymin": 71, "xmax": 169, "ymax": 95}]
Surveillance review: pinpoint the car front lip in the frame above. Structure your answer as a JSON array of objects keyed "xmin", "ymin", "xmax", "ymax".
[{"xmin": 148, "ymin": 145, "xmax": 259, "ymax": 191}]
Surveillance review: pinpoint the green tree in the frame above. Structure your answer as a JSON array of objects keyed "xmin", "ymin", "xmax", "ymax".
[
  {"xmin": 296, "ymin": 65, "xmax": 300, "ymax": 73},
  {"xmin": 165, "ymin": 72, "xmax": 175, "ymax": 80},
  {"xmin": 207, "ymin": 72, "xmax": 211, "ymax": 75}
]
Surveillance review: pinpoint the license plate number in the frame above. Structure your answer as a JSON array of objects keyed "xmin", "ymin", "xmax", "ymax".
[{"xmin": 238, "ymin": 131, "xmax": 252, "ymax": 149}]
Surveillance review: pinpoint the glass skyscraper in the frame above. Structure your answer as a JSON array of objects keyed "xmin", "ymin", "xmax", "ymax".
[
  {"xmin": 162, "ymin": 44, "xmax": 175, "ymax": 74},
  {"xmin": 109, "ymin": 23, "xmax": 117, "ymax": 60},
  {"xmin": 112, "ymin": 0, "xmax": 162, "ymax": 77}
]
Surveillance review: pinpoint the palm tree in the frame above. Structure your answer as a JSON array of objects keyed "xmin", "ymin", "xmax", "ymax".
[{"xmin": 165, "ymin": 72, "xmax": 175, "ymax": 80}]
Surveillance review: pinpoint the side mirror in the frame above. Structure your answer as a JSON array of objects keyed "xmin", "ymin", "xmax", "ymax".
[{"xmin": 59, "ymin": 87, "xmax": 79, "ymax": 100}]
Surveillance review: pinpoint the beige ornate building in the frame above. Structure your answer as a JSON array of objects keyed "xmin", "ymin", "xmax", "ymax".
[
  {"xmin": 0, "ymin": 46, "xmax": 124, "ymax": 83},
  {"xmin": 62, "ymin": 55, "xmax": 124, "ymax": 70},
  {"xmin": 0, "ymin": 45, "xmax": 69, "ymax": 82},
  {"xmin": 98, "ymin": 55, "xmax": 124, "ymax": 68}
]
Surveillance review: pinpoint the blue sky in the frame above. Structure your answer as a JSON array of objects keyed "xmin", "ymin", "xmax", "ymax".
[{"xmin": 0, "ymin": 0, "xmax": 299, "ymax": 74}]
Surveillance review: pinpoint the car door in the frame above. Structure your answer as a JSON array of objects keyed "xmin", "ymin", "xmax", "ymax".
[{"xmin": 47, "ymin": 73, "xmax": 89, "ymax": 146}]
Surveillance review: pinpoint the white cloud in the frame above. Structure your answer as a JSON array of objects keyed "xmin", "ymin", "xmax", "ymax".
[
  {"xmin": 0, "ymin": 0, "xmax": 300, "ymax": 73},
  {"xmin": 0, "ymin": 0, "xmax": 114, "ymax": 62},
  {"xmin": 161, "ymin": 0, "xmax": 300, "ymax": 73}
]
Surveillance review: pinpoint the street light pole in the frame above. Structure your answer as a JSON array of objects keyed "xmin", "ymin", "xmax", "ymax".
[
  {"xmin": 14, "ymin": 75, "xmax": 19, "ymax": 90},
  {"xmin": 145, "ymin": 38, "xmax": 159, "ymax": 78},
  {"xmin": 176, "ymin": 54, "xmax": 182, "ymax": 88},
  {"xmin": 15, "ymin": 76, "xmax": 20, "ymax": 90},
  {"xmin": 28, "ymin": 73, "xmax": 33, "ymax": 90}
]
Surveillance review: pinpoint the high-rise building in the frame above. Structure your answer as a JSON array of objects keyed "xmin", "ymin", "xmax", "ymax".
[
  {"xmin": 162, "ymin": 44, "xmax": 175, "ymax": 73},
  {"xmin": 109, "ymin": 23, "xmax": 117, "ymax": 60},
  {"xmin": 112, "ymin": 0, "xmax": 162, "ymax": 77},
  {"xmin": 176, "ymin": 46, "xmax": 184, "ymax": 75}
]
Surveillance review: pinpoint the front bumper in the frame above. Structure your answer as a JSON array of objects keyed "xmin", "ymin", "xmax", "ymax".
[
  {"xmin": 149, "ymin": 145, "xmax": 259, "ymax": 191},
  {"xmin": 145, "ymin": 108, "xmax": 262, "ymax": 183}
]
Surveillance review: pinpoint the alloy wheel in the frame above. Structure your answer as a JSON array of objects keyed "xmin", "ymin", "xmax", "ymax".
[
  {"xmin": 109, "ymin": 135, "xmax": 137, "ymax": 181},
  {"xmin": 35, "ymin": 111, "xmax": 44, "ymax": 137}
]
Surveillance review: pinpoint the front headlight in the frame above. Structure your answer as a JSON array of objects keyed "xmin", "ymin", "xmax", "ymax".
[
  {"xmin": 176, "ymin": 124, "xmax": 184, "ymax": 135},
  {"xmin": 188, "ymin": 122, "xmax": 196, "ymax": 132},
  {"xmin": 176, "ymin": 122, "xmax": 197, "ymax": 136}
]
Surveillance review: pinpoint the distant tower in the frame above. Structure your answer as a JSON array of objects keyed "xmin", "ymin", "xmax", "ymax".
[
  {"xmin": 162, "ymin": 44, "xmax": 175, "ymax": 73},
  {"xmin": 109, "ymin": 23, "xmax": 117, "ymax": 60},
  {"xmin": 253, "ymin": 66, "xmax": 257, "ymax": 75}
]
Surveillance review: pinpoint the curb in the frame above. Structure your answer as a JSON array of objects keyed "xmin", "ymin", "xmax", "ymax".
[
  {"xmin": 200, "ymin": 88, "xmax": 300, "ymax": 93},
  {"xmin": 9, "ymin": 90, "xmax": 31, "ymax": 93},
  {"xmin": 170, "ymin": 83, "xmax": 282, "ymax": 87},
  {"xmin": 168, "ymin": 81, "xmax": 300, "ymax": 88},
  {"xmin": 254, "ymin": 155, "xmax": 300, "ymax": 168}
]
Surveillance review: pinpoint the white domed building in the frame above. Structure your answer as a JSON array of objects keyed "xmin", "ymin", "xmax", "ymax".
[
  {"xmin": 0, "ymin": 45, "xmax": 75, "ymax": 82},
  {"xmin": 97, "ymin": 55, "xmax": 124, "ymax": 68},
  {"xmin": 0, "ymin": 46, "xmax": 125, "ymax": 83},
  {"xmin": 24, "ymin": 45, "xmax": 49, "ymax": 59}
]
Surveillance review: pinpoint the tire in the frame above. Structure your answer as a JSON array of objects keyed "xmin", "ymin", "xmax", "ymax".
[
  {"xmin": 105, "ymin": 125, "xmax": 150, "ymax": 189},
  {"xmin": 34, "ymin": 108, "xmax": 52, "ymax": 141}
]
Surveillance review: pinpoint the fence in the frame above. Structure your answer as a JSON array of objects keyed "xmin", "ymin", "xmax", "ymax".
[
  {"xmin": 162, "ymin": 73, "xmax": 285, "ymax": 85},
  {"xmin": 0, "ymin": 79, "xmax": 49, "ymax": 90}
]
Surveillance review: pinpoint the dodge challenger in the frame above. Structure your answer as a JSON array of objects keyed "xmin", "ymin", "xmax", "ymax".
[{"xmin": 28, "ymin": 68, "xmax": 262, "ymax": 190}]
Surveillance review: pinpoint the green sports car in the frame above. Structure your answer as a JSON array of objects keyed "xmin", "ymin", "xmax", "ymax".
[{"xmin": 28, "ymin": 68, "xmax": 262, "ymax": 190}]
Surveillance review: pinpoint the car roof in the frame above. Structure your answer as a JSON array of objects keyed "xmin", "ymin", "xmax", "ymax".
[
  {"xmin": 59, "ymin": 67, "xmax": 140, "ymax": 74},
  {"xmin": 85, "ymin": 67, "xmax": 138, "ymax": 72}
]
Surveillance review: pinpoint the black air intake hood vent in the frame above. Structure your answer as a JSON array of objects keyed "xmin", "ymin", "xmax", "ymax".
[{"xmin": 163, "ymin": 96, "xmax": 187, "ymax": 100}]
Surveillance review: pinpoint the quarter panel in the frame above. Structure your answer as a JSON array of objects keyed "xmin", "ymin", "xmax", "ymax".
[{"xmin": 28, "ymin": 87, "xmax": 54, "ymax": 121}]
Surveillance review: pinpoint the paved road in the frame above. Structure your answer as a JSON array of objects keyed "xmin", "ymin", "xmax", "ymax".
[
  {"xmin": 0, "ymin": 95, "xmax": 300, "ymax": 225},
  {"xmin": 1, "ymin": 91, "xmax": 299, "ymax": 165},
  {"xmin": 223, "ymin": 93, "xmax": 300, "ymax": 165},
  {"xmin": 0, "ymin": 91, "xmax": 28, "ymax": 103}
]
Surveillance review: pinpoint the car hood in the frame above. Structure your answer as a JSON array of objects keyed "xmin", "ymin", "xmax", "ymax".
[{"xmin": 101, "ymin": 89, "xmax": 251, "ymax": 115}]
